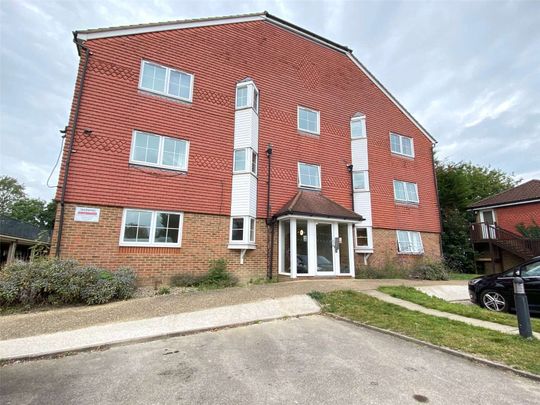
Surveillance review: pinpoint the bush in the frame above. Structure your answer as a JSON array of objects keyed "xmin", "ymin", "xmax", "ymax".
[
  {"xmin": 157, "ymin": 286, "xmax": 171, "ymax": 295},
  {"xmin": 410, "ymin": 261, "xmax": 449, "ymax": 281},
  {"xmin": 0, "ymin": 259, "xmax": 137, "ymax": 307},
  {"xmin": 355, "ymin": 259, "xmax": 411, "ymax": 279},
  {"xmin": 170, "ymin": 259, "xmax": 238, "ymax": 290}
]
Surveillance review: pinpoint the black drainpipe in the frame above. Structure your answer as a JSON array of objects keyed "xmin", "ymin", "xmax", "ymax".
[
  {"xmin": 347, "ymin": 164, "xmax": 354, "ymax": 211},
  {"xmin": 55, "ymin": 38, "xmax": 91, "ymax": 257},
  {"xmin": 266, "ymin": 144, "xmax": 274, "ymax": 279}
]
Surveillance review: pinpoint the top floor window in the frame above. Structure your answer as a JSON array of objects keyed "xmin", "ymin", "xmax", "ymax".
[
  {"xmin": 236, "ymin": 86, "xmax": 248, "ymax": 108},
  {"xmin": 139, "ymin": 60, "xmax": 194, "ymax": 102},
  {"xmin": 131, "ymin": 131, "xmax": 189, "ymax": 171},
  {"xmin": 390, "ymin": 132, "xmax": 414, "ymax": 157},
  {"xmin": 351, "ymin": 115, "xmax": 366, "ymax": 138},
  {"xmin": 236, "ymin": 81, "xmax": 259, "ymax": 113},
  {"xmin": 298, "ymin": 162, "xmax": 321, "ymax": 189},
  {"xmin": 298, "ymin": 106, "xmax": 320, "ymax": 134}
]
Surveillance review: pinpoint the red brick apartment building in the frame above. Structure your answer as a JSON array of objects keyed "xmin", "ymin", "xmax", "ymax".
[{"xmin": 51, "ymin": 12, "xmax": 442, "ymax": 285}]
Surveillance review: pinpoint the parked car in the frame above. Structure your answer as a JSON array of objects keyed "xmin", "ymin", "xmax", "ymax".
[{"xmin": 468, "ymin": 256, "xmax": 540, "ymax": 312}]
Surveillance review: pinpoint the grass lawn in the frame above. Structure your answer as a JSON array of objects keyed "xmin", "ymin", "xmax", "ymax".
[
  {"xmin": 378, "ymin": 285, "xmax": 540, "ymax": 333},
  {"xmin": 448, "ymin": 273, "xmax": 481, "ymax": 280},
  {"xmin": 312, "ymin": 290, "xmax": 540, "ymax": 375}
]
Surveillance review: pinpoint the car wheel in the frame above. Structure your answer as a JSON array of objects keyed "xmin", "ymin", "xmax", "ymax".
[{"xmin": 480, "ymin": 290, "xmax": 508, "ymax": 312}]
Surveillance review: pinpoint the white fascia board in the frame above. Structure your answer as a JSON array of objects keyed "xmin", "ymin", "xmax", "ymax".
[
  {"xmin": 346, "ymin": 53, "xmax": 437, "ymax": 145},
  {"xmin": 469, "ymin": 199, "xmax": 540, "ymax": 211},
  {"xmin": 77, "ymin": 15, "xmax": 265, "ymax": 41}
]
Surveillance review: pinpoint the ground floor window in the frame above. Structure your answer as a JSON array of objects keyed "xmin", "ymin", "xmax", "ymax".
[
  {"xmin": 355, "ymin": 227, "xmax": 368, "ymax": 247},
  {"xmin": 396, "ymin": 230, "xmax": 423, "ymax": 254},
  {"xmin": 230, "ymin": 216, "xmax": 256, "ymax": 244},
  {"xmin": 120, "ymin": 209, "xmax": 183, "ymax": 247}
]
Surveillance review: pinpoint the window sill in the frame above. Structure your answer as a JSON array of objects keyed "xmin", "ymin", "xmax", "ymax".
[
  {"xmin": 297, "ymin": 129, "xmax": 320, "ymax": 137},
  {"xmin": 355, "ymin": 247, "xmax": 373, "ymax": 254},
  {"xmin": 298, "ymin": 185, "xmax": 322, "ymax": 191},
  {"xmin": 391, "ymin": 152, "xmax": 415, "ymax": 160},
  {"xmin": 119, "ymin": 242, "xmax": 181, "ymax": 248},
  {"xmin": 138, "ymin": 88, "xmax": 193, "ymax": 105},
  {"xmin": 128, "ymin": 162, "xmax": 188, "ymax": 174},
  {"xmin": 228, "ymin": 243, "xmax": 257, "ymax": 250},
  {"xmin": 395, "ymin": 201, "xmax": 419, "ymax": 207},
  {"xmin": 351, "ymin": 136, "xmax": 367, "ymax": 140},
  {"xmin": 397, "ymin": 251, "xmax": 424, "ymax": 256}
]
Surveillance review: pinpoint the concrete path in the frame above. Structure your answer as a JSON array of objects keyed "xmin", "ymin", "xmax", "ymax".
[
  {"xmin": 0, "ymin": 295, "xmax": 319, "ymax": 362},
  {"xmin": 416, "ymin": 285, "xmax": 470, "ymax": 302},
  {"xmin": 0, "ymin": 278, "xmax": 467, "ymax": 340},
  {"xmin": 2, "ymin": 316, "xmax": 538, "ymax": 405},
  {"xmin": 365, "ymin": 290, "xmax": 540, "ymax": 339}
]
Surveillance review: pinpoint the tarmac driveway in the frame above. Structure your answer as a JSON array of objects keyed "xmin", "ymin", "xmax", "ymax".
[{"xmin": 1, "ymin": 316, "xmax": 539, "ymax": 405}]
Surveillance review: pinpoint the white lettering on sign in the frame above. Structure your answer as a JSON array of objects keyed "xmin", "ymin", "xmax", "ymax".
[{"xmin": 74, "ymin": 207, "xmax": 100, "ymax": 223}]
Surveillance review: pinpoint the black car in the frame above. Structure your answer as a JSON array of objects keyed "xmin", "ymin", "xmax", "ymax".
[{"xmin": 468, "ymin": 256, "xmax": 540, "ymax": 312}]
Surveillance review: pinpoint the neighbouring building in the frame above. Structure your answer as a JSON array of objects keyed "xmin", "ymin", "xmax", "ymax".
[
  {"xmin": 0, "ymin": 216, "xmax": 50, "ymax": 265},
  {"xmin": 51, "ymin": 12, "xmax": 442, "ymax": 285},
  {"xmin": 469, "ymin": 179, "xmax": 540, "ymax": 274}
]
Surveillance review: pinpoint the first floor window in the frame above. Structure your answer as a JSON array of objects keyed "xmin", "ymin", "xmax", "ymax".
[
  {"xmin": 233, "ymin": 148, "xmax": 258, "ymax": 175},
  {"xmin": 140, "ymin": 60, "xmax": 193, "ymax": 102},
  {"xmin": 390, "ymin": 133, "xmax": 414, "ymax": 157},
  {"xmin": 298, "ymin": 162, "xmax": 321, "ymax": 189},
  {"xmin": 393, "ymin": 180, "xmax": 419, "ymax": 203},
  {"xmin": 230, "ymin": 216, "xmax": 256, "ymax": 243},
  {"xmin": 298, "ymin": 106, "xmax": 320, "ymax": 134},
  {"xmin": 353, "ymin": 171, "xmax": 368, "ymax": 191},
  {"xmin": 355, "ymin": 228, "xmax": 368, "ymax": 247},
  {"xmin": 131, "ymin": 131, "xmax": 189, "ymax": 171},
  {"xmin": 396, "ymin": 230, "xmax": 423, "ymax": 254},
  {"xmin": 121, "ymin": 209, "xmax": 183, "ymax": 246}
]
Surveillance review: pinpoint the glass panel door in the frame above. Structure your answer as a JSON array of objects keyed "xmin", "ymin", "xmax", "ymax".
[
  {"xmin": 281, "ymin": 220, "xmax": 290, "ymax": 273},
  {"xmin": 316, "ymin": 223, "xmax": 334, "ymax": 273},
  {"xmin": 338, "ymin": 223, "xmax": 350, "ymax": 274},
  {"xmin": 296, "ymin": 220, "xmax": 309, "ymax": 274}
]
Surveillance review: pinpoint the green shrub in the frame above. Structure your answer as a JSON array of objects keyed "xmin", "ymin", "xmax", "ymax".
[
  {"xmin": 355, "ymin": 259, "xmax": 411, "ymax": 279},
  {"xmin": 410, "ymin": 261, "xmax": 449, "ymax": 281},
  {"xmin": 0, "ymin": 259, "xmax": 136, "ymax": 307},
  {"xmin": 157, "ymin": 286, "xmax": 171, "ymax": 295},
  {"xmin": 170, "ymin": 259, "xmax": 238, "ymax": 290}
]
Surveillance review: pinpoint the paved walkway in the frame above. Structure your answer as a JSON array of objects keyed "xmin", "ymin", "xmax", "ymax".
[
  {"xmin": 415, "ymin": 285, "xmax": 470, "ymax": 302},
  {"xmin": 0, "ymin": 278, "xmax": 466, "ymax": 340},
  {"xmin": 0, "ymin": 295, "xmax": 320, "ymax": 361},
  {"xmin": 365, "ymin": 290, "xmax": 540, "ymax": 339}
]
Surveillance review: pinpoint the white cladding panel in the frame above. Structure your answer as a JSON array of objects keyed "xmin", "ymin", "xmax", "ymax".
[
  {"xmin": 249, "ymin": 174, "xmax": 258, "ymax": 218},
  {"xmin": 231, "ymin": 174, "xmax": 251, "ymax": 216},
  {"xmin": 351, "ymin": 138, "xmax": 368, "ymax": 170},
  {"xmin": 234, "ymin": 109, "xmax": 258, "ymax": 150},
  {"xmin": 354, "ymin": 192, "xmax": 372, "ymax": 226}
]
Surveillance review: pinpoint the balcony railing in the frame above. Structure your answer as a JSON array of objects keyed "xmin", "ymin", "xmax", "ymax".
[{"xmin": 470, "ymin": 222, "xmax": 540, "ymax": 259}]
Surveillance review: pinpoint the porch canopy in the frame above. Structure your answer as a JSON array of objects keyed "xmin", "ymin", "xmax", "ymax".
[{"xmin": 274, "ymin": 191, "xmax": 364, "ymax": 278}]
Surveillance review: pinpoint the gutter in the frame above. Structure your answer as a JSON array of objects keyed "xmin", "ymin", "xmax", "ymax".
[{"xmin": 55, "ymin": 37, "xmax": 91, "ymax": 257}]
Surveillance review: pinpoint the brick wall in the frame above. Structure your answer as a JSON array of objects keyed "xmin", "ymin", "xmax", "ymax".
[
  {"xmin": 355, "ymin": 228, "xmax": 441, "ymax": 270},
  {"xmin": 50, "ymin": 204, "xmax": 269, "ymax": 286},
  {"xmin": 495, "ymin": 202, "xmax": 540, "ymax": 233}
]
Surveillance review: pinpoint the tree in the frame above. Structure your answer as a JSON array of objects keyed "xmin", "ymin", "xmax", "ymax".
[
  {"xmin": 0, "ymin": 176, "xmax": 26, "ymax": 215},
  {"xmin": 436, "ymin": 160, "xmax": 518, "ymax": 273},
  {"xmin": 0, "ymin": 175, "xmax": 56, "ymax": 229}
]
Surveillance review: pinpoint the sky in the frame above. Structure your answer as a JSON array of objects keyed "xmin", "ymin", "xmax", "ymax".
[{"xmin": 1, "ymin": 0, "xmax": 539, "ymax": 200}]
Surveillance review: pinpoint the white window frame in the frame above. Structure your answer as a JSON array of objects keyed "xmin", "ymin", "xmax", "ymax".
[
  {"xmin": 351, "ymin": 115, "xmax": 367, "ymax": 139},
  {"xmin": 229, "ymin": 216, "xmax": 256, "ymax": 244},
  {"xmin": 396, "ymin": 230, "xmax": 424, "ymax": 254},
  {"xmin": 355, "ymin": 227, "xmax": 369, "ymax": 247},
  {"xmin": 353, "ymin": 171, "xmax": 369, "ymax": 191},
  {"xmin": 130, "ymin": 130, "xmax": 190, "ymax": 171},
  {"xmin": 139, "ymin": 60, "xmax": 194, "ymax": 102},
  {"xmin": 298, "ymin": 162, "xmax": 321, "ymax": 190},
  {"xmin": 233, "ymin": 148, "xmax": 258, "ymax": 175},
  {"xmin": 236, "ymin": 85, "xmax": 249, "ymax": 109},
  {"xmin": 393, "ymin": 180, "xmax": 419, "ymax": 204},
  {"xmin": 390, "ymin": 132, "xmax": 415, "ymax": 158},
  {"xmin": 297, "ymin": 106, "xmax": 320, "ymax": 135},
  {"xmin": 235, "ymin": 82, "xmax": 259, "ymax": 113},
  {"xmin": 119, "ymin": 209, "xmax": 183, "ymax": 247}
]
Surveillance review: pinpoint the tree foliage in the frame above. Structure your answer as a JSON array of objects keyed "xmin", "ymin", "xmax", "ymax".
[
  {"xmin": 516, "ymin": 220, "xmax": 540, "ymax": 240},
  {"xmin": 0, "ymin": 176, "xmax": 56, "ymax": 229},
  {"xmin": 436, "ymin": 161, "xmax": 518, "ymax": 273}
]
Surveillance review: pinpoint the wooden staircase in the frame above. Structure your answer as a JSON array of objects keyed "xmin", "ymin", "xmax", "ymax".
[{"xmin": 470, "ymin": 222, "xmax": 540, "ymax": 260}]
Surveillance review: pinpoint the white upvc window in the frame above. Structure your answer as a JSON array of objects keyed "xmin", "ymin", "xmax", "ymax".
[
  {"xmin": 297, "ymin": 106, "xmax": 320, "ymax": 134},
  {"xmin": 390, "ymin": 132, "xmax": 414, "ymax": 157},
  {"xmin": 130, "ymin": 131, "xmax": 189, "ymax": 171},
  {"xmin": 298, "ymin": 162, "xmax": 321, "ymax": 189},
  {"xmin": 355, "ymin": 227, "xmax": 369, "ymax": 247},
  {"xmin": 393, "ymin": 180, "xmax": 419, "ymax": 204},
  {"xmin": 396, "ymin": 230, "xmax": 423, "ymax": 254},
  {"xmin": 139, "ymin": 60, "xmax": 194, "ymax": 102},
  {"xmin": 233, "ymin": 148, "xmax": 257, "ymax": 175},
  {"xmin": 236, "ymin": 82, "xmax": 259, "ymax": 113},
  {"xmin": 230, "ymin": 216, "xmax": 256, "ymax": 243},
  {"xmin": 353, "ymin": 171, "xmax": 369, "ymax": 191},
  {"xmin": 120, "ymin": 209, "xmax": 183, "ymax": 247},
  {"xmin": 351, "ymin": 115, "xmax": 366, "ymax": 138}
]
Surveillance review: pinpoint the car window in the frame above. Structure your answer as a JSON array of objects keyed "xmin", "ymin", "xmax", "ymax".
[
  {"xmin": 502, "ymin": 269, "xmax": 515, "ymax": 277},
  {"xmin": 522, "ymin": 262, "xmax": 540, "ymax": 277}
]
